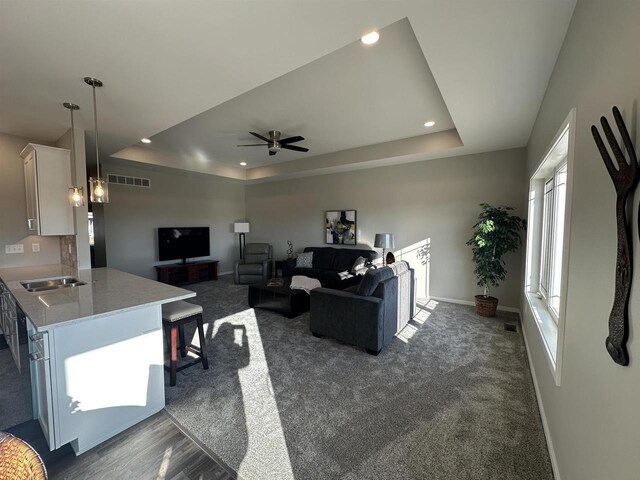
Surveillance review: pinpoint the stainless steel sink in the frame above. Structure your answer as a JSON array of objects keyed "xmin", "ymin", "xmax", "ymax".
[{"xmin": 21, "ymin": 277, "xmax": 87, "ymax": 293}]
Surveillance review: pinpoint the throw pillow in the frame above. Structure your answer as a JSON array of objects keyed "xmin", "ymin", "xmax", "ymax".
[
  {"xmin": 296, "ymin": 251, "xmax": 313, "ymax": 268},
  {"xmin": 350, "ymin": 256, "xmax": 367, "ymax": 275}
]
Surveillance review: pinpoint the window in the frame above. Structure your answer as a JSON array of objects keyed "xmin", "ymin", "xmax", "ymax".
[
  {"xmin": 524, "ymin": 109, "xmax": 575, "ymax": 386},
  {"xmin": 539, "ymin": 162, "xmax": 567, "ymax": 320}
]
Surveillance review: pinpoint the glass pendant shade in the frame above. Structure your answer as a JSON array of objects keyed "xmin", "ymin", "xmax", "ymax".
[
  {"xmin": 69, "ymin": 186, "xmax": 85, "ymax": 207},
  {"xmin": 89, "ymin": 177, "xmax": 109, "ymax": 203}
]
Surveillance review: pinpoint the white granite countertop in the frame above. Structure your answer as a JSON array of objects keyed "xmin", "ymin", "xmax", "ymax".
[{"xmin": 0, "ymin": 265, "xmax": 195, "ymax": 331}]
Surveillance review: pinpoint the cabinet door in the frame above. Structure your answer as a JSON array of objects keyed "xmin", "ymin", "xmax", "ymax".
[
  {"xmin": 30, "ymin": 331, "xmax": 56, "ymax": 450},
  {"xmin": 36, "ymin": 148, "xmax": 73, "ymax": 235},
  {"xmin": 23, "ymin": 151, "xmax": 40, "ymax": 234}
]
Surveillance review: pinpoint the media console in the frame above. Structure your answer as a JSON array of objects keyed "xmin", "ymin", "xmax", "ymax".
[{"xmin": 155, "ymin": 260, "xmax": 219, "ymax": 286}]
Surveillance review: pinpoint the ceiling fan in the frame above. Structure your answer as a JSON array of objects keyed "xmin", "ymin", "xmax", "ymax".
[{"xmin": 237, "ymin": 130, "xmax": 309, "ymax": 156}]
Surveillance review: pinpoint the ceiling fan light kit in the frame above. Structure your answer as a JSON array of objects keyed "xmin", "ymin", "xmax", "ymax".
[{"xmin": 237, "ymin": 130, "xmax": 309, "ymax": 157}]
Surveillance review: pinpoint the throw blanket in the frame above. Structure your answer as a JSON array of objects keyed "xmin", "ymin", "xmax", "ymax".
[{"xmin": 290, "ymin": 275, "xmax": 322, "ymax": 294}]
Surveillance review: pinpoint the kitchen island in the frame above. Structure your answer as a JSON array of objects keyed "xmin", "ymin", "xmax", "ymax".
[{"xmin": 0, "ymin": 265, "xmax": 195, "ymax": 455}]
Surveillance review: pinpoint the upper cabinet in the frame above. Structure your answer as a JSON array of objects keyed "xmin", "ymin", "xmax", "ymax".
[{"xmin": 20, "ymin": 144, "xmax": 74, "ymax": 236}]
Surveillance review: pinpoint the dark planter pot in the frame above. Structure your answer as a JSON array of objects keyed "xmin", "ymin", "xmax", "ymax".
[{"xmin": 475, "ymin": 295, "xmax": 498, "ymax": 317}]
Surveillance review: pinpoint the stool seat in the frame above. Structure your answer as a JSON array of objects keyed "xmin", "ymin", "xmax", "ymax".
[
  {"xmin": 162, "ymin": 301, "xmax": 203, "ymax": 322},
  {"xmin": 161, "ymin": 300, "xmax": 209, "ymax": 386}
]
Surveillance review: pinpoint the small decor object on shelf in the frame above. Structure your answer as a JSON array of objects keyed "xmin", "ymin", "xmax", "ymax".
[
  {"xmin": 591, "ymin": 106, "xmax": 639, "ymax": 367},
  {"xmin": 386, "ymin": 251, "xmax": 396, "ymax": 265},
  {"xmin": 287, "ymin": 240, "xmax": 294, "ymax": 258},
  {"xmin": 466, "ymin": 203, "xmax": 526, "ymax": 317},
  {"xmin": 326, "ymin": 210, "xmax": 357, "ymax": 245}
]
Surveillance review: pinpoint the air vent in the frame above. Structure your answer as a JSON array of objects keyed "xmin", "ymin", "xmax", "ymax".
[
  {"xmin": 504, "ymin": 323, "xmax": 517, "ymax": 332},
  {"xmin": 107, "ymin": 174, "xmax": 151, "ymax": 188}
]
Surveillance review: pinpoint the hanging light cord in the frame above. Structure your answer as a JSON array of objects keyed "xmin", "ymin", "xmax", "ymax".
[
  {"xmin": 91, "ymin": 82, "xmax": 100, "ymax": 179},
  {"xmin": 69, "ymin": 107, "xmax": 77, "ymax": 184}
]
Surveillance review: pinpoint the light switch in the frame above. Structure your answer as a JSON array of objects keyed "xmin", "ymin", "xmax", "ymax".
[{"xmin": 32, "ymin": 243, "xmax": 40, "ymax": 252}]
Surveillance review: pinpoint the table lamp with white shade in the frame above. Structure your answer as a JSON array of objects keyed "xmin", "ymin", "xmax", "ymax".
[{"xmin": 234, "ymin": 222, "xmax": 250, "ymax": 259}]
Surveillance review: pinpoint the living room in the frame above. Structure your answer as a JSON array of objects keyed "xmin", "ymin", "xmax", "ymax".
[{"xmin": 1, "ymin": 1, "xmax": 639, "ymax": 479}]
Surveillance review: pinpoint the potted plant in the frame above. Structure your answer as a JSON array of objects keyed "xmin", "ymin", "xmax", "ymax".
[{"xmin": 466, "ymin": 203, "xmax": 526, "ymax": 317}]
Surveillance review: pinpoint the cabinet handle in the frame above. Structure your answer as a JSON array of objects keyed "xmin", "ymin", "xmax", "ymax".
[
  {"xmin": 27, "ymin": 218, "xmax": 37, "ymax": 230},
  {"xmin": 29, "ymin": 352, "xmax": 44, "ymax": 361},
  {"xmin": 29, "ymin": 333, "xmax": 43, "ymax": 342}
]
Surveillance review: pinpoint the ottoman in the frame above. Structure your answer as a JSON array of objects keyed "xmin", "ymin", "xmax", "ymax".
[{"xmin": 248, "ymin": 277, "xmax": 310, "ymax": 318}]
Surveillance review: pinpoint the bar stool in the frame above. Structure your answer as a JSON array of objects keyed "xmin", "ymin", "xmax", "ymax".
[{"xmin": 162, "ymin": 300, "xmax": 209, "ymax": 386}]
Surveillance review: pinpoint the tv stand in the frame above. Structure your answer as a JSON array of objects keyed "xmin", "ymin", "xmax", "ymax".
[{"xmin": 155, "ymin": 260, "xmax": 219, "ymax": 286}]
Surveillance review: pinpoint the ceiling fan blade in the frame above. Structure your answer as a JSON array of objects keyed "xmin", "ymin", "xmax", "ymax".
[
  {"xmin": 237, "ymin": 144, "xmax": 265, "ymax": 147},
  {"xmin": 269, "ymin": 150, "xmax": 277, "ymax": 156},
  {"xmin": 282, "ymin": 144, "xmax": 309, "ymax": 152},
  {"xmin": 279, "ymin": 135, "xmax": 305, "ymax": 144},
  {"xmin": 250, "ymin": 131, "xmax": 271, "ymax": 143}
]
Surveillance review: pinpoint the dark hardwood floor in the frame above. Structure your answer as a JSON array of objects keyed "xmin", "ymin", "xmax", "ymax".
[{"xmin": 7, "ymin": 411, "xmax": 236, "ymax": 480}]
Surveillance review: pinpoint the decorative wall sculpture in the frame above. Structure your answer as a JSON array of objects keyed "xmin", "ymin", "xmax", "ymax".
[{"xmin": 591, "ymin": 106, "xmax": 639, "ymax": 366}]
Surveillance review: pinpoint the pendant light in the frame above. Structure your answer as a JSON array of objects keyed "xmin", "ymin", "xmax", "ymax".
[
  {"xmin": 85, "ymin": 77, "xmax": 109, "ymax": 203},
  {"xmin": 63, "ymin": 102, "xmax": 84, "ymax": 207}
]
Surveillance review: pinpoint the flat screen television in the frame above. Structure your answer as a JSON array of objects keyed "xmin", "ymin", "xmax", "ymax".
[{"xmin": 158, "ymin": 227, "xmax": 210, "ymax": 263}]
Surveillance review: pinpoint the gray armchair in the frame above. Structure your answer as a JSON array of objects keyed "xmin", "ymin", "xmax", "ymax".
[{"xmin": 234, "ymin": 243, "xmax": 273, "ymax": 284}]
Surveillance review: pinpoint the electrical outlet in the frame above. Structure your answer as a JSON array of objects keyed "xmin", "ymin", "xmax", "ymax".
[
  {"xmin": 68, "ymin": 244, "xmax": 72, "ymax": 254},
  {"xmin": 4, "ymin": 244, "xmax": 24, "ymax": 254},
  {"xmin": 32, "ymin": 243, "xmax": 40, "ymax": 252}
]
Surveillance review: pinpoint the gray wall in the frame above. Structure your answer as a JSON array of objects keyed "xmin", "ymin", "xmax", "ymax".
[
  {"xmin": 0, "ymin": 132, "xmax": 61, "ymax": 268},
  {"xmin": 246, "ymin": 148, "xmax": 527, "ymax": 309},
  {"xmin": 102, "ymin": 159, "xmax": 245, "ymax": 279},
  {"xmin": 522, "ymin": 1, "xmax": 640, "ymax": 479}
]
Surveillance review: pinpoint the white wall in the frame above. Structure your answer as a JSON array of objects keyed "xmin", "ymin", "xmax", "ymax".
[
  {"xmin": 102, "ymin": 159, "xmax": 246, "ymax": 279},
  {"xmin": 246, "ymin": 148, "xmax": 526, "ymax": 309},
  {"xmin": 0, "ymin": 132, "xmax": 61, "ymax": 268},
  {"xmin": 522, "ymin": 1, "xmax": 640, "ymax": 479}
]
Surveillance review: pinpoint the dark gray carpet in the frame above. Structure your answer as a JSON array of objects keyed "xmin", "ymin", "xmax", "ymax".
[{"xmin": 165, "ymin": 276, "xmax": 552, "ymax": 480}]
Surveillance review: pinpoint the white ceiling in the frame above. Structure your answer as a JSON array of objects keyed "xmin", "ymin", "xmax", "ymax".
[
  {"xmin": 0, "ymin": 1, "xmax": 576, "ymax": 181},
  {"xmin": 124, "ymin": 18, "xmax": 455, "ymax": 170}
]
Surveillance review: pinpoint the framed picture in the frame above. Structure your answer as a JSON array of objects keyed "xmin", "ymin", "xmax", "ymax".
[{"xmin": 325, "ymin": 210, "xmax": 357, "ymax": 245}]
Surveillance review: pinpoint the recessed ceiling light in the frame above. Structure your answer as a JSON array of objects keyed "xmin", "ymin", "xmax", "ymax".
[
  {"xmin": 424, "ymin": 121, "xmax": 436, "ymax": 127},
  {"xmin": 240, "ymin": 162, "xmax": 247, "ymax": 166},
  {"xmin": 141, "ymin": 138, "xmax": 151, "ymax": 144},
  {"xmin": 361, "ymin": 31, "xmax": 379, "ymax": 45}
]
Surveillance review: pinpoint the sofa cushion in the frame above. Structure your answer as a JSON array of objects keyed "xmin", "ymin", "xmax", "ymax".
[
  {"xmin": 332, "ymin": 249, "xmax": 357, "ymax": 272},
  {"xmin": 304, "ymin": 247, "xmax": 336, "ymax": 270},
  {"xmin": 356, "ymin": 266, "xmax": 394, "ymax": 297},
  {"xmin": 350, "ymin": 256, "xmax": 368, "ymax": 275},
  {"xmin": 238, "ymin": 263, "xmax": 264, "ymax": 275},
  {"xmin": 291, "ymin": 267, "xmax": 321, "ymax": 279},
  {"xmin": 296, "ymin": 251, "xmax": 313, "ymax": 268}
]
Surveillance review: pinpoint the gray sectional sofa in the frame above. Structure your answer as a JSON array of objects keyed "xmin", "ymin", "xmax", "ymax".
[
  {"xmin": 309, "ymin": 260, "xmax": 415, "ymax": 355},
  {"xmin": 283, "ymin": 246, "xmax": 377, "ymax": 289}
]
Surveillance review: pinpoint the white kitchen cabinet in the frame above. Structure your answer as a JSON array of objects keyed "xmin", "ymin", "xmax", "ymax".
[
  {"xmin": 27, "ymin": 326, "xmax": 57, "ymax": 449},
  {"xmin": 1, "ymin": 281, "xmax": 20, "ymax": 372},
  {"xmin": 20, "ymin": 143, "xmax": 74, "ymax": 236}
]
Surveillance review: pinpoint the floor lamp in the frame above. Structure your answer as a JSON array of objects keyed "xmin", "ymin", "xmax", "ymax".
[
  {"xmin": 374, "ymin": 233, "xmax": 394, "ymax": 266},
  {"xmin": 234, "ymin": 222, "xmax": 250, "ymax": 259}
]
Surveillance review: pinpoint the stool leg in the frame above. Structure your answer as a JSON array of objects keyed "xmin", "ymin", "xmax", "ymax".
[
  {"xmin": 196, "ymin": 314, "xmax": 209, "ymax": 370},
  {"xmin": 169, "ymin": 324, "xmax": 178, "ymax": 386},
  {"xmin": 179, "ymin": 325, "xmax": 186, "ymax": 358}
]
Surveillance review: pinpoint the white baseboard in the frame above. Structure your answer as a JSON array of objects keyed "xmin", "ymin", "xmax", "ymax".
[
  {"xmin": 429, "ymin": 296, "xmax": 521, "ymax": 314},
  {"xmin": 218, "ymin": 270, "xmax": 233, "ymax": 276},
  {"xmin": 520, "ymin": 317, "xmax": 561, "ymax": 480}
]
